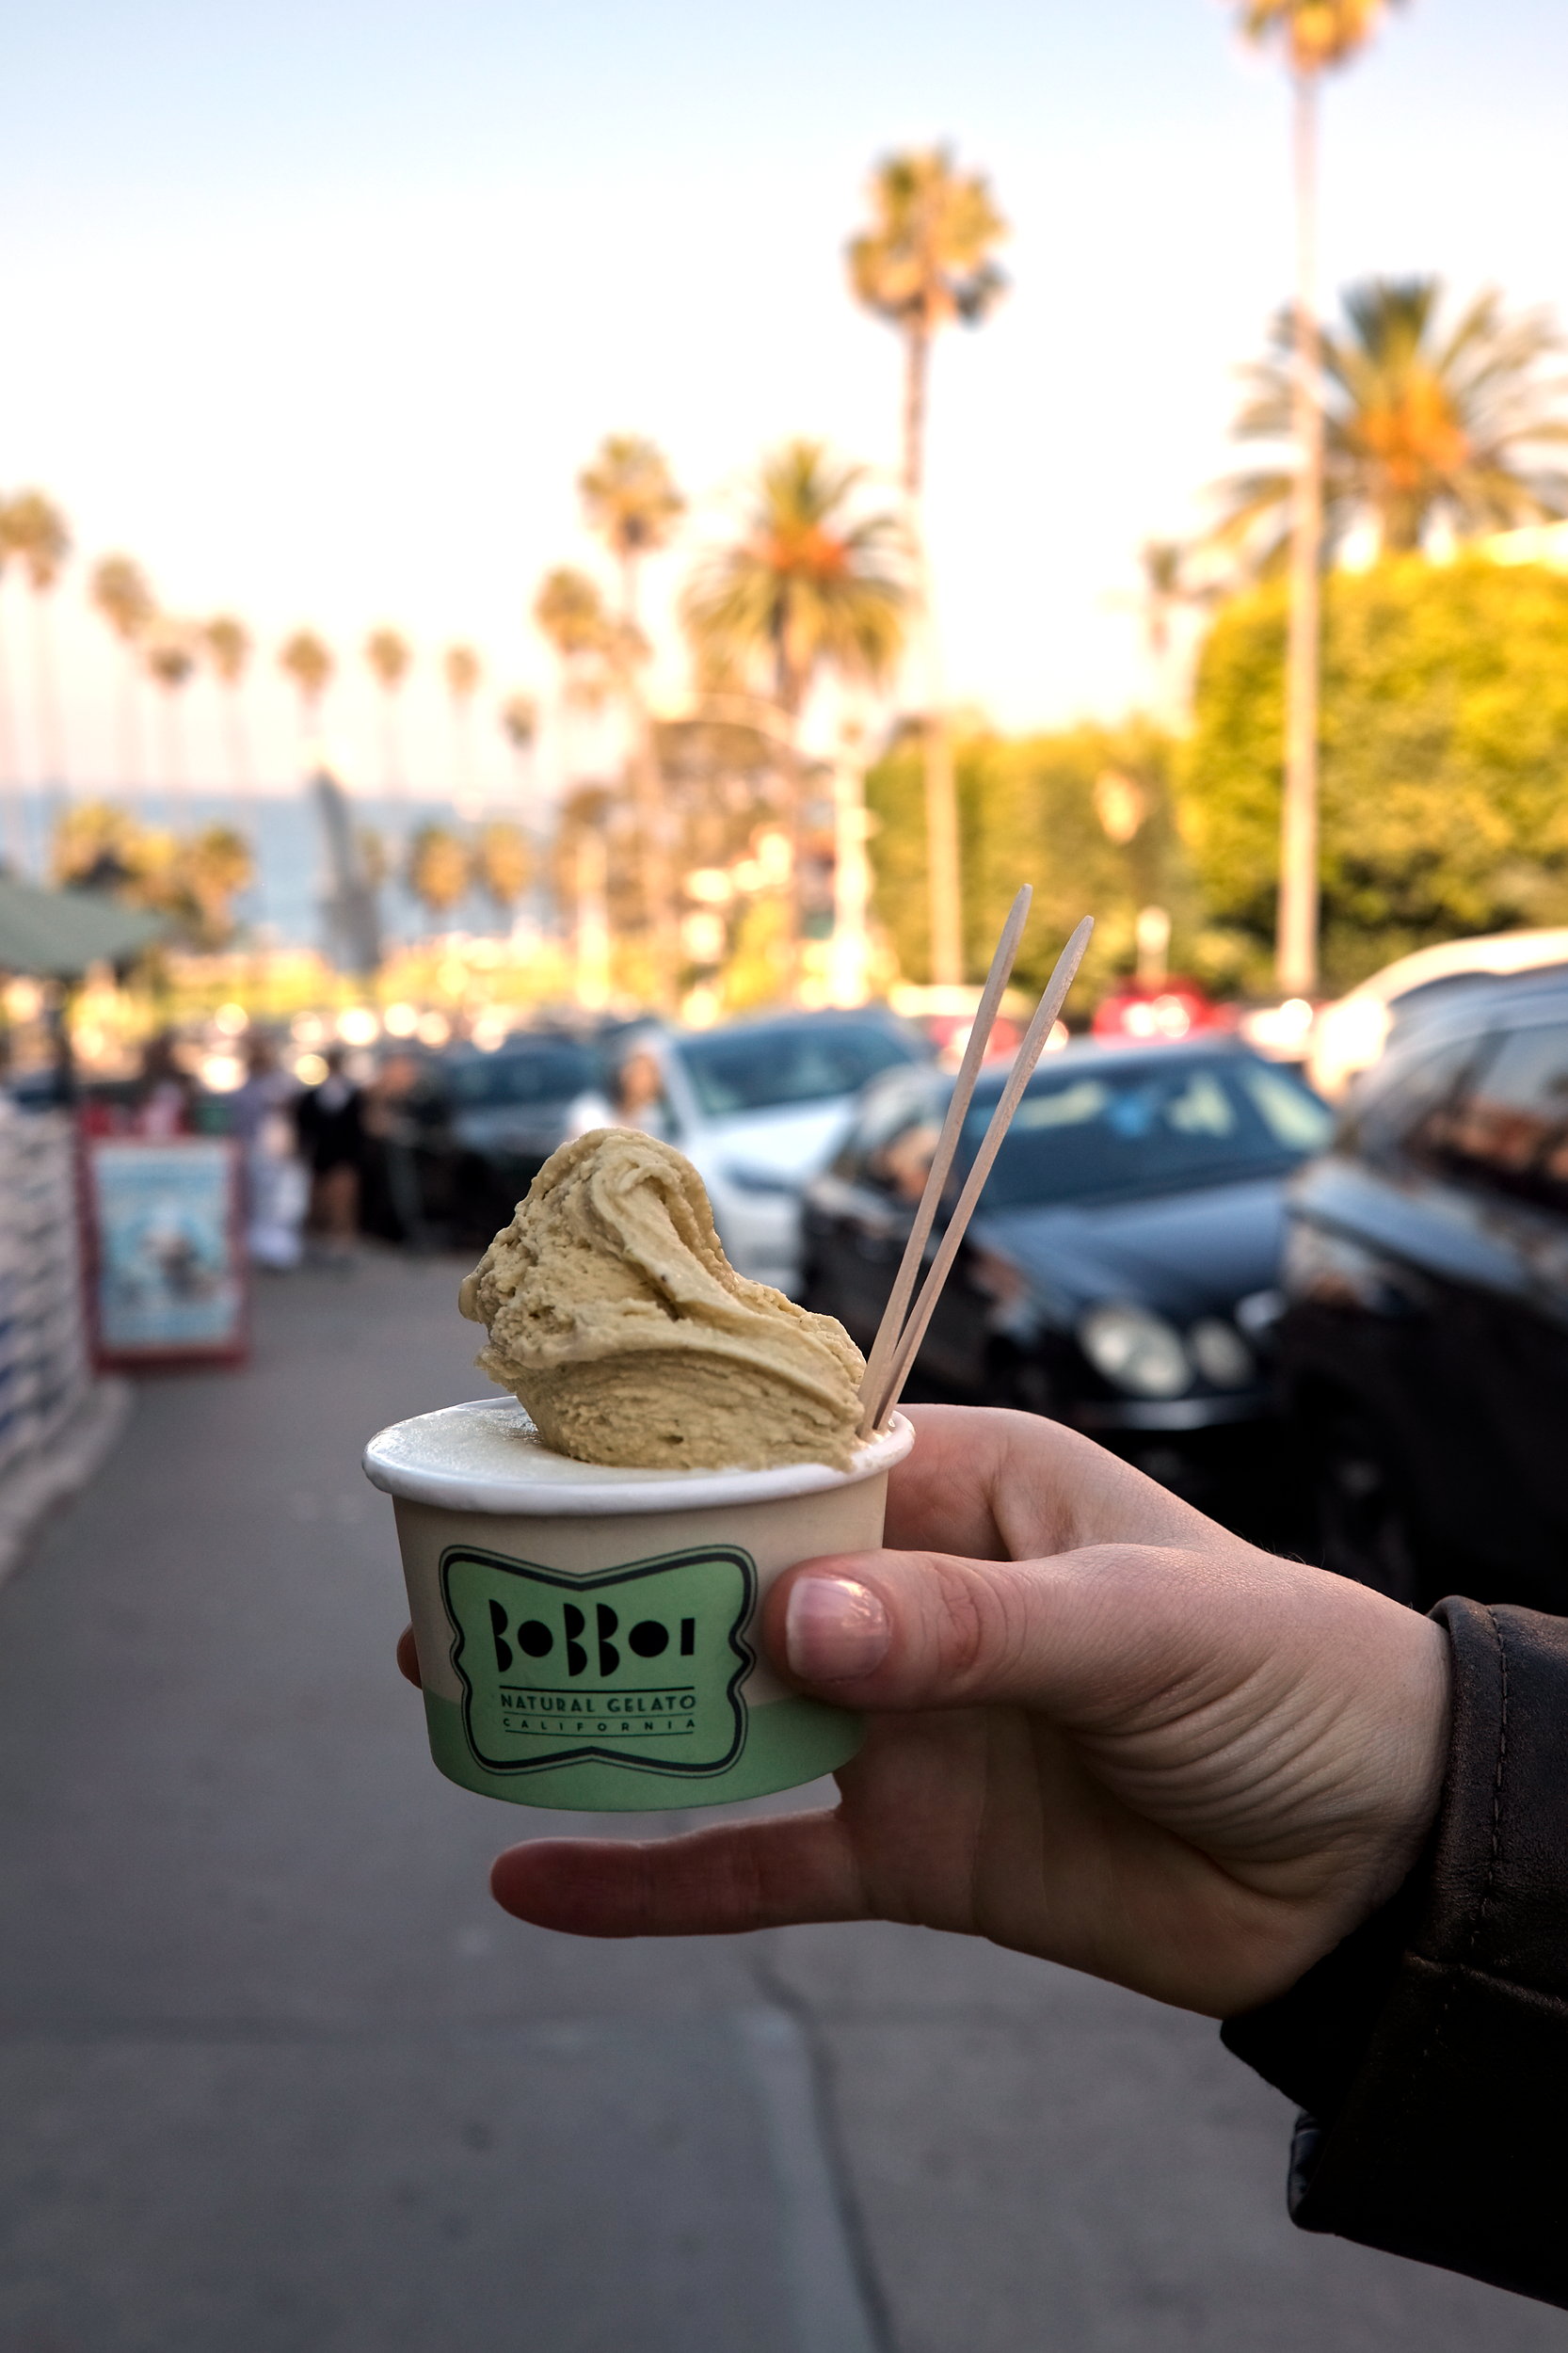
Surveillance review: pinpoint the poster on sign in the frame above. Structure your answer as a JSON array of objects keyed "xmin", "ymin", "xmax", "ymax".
[{"xmin": 84, "ymin": 1138, "xmax": 248, "ymax": 1369}]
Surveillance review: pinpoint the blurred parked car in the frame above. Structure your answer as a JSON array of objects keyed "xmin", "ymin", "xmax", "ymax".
[
  {"xmin": 1091, "ymin": 977, "xmax": 1232, "ymax": 1044},
  {"xmin": 1305, "ymin": 927, "xmax": 1568, "ymax": 1099},
  {"xmin": 1280, "ymin": 967, "xmax": 1568, "ymax": 1613},
  {"xmin": 653, "ymin": 1009, "xmax": 932, "ymax": 1294},
  {"xmin": 803, "ymin": 1037, "xmax": 1332, "ymax": 1505},
  {"xmin": 387, "ymin": 1033, "xmax": 607, "ymax": 1245}
]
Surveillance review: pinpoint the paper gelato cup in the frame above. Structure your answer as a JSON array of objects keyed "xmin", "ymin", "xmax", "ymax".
[{"xmin": 364, "ymin": 1399, "xmax": 916, "ymax": 1812}]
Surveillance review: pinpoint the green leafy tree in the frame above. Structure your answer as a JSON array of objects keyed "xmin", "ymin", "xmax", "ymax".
[
  {"xmin": 53, "ymin": 799, "xmax": 145, "ymax": 894},
  {"xmin": 866, "ymin": 718, "xmax": 1195, "ymax": 1008},
  {"xmin": 52, "ymin": 801, "xmax": 252, "ymax": 946},
  {"xmin": 1215, "ymin": 278, "xmax": 1568, "ymax": 568},
  {"xmin": 1180, "ymin": 554, "xmax": 1568, "ymax": 990},
  {"xmin": 405, "ymin": 823, "xmax": 471, "ymax": 927}
]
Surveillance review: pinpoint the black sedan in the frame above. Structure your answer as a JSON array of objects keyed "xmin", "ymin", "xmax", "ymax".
[
  {"xmin": 802, "ymin": 1038, "xmax": 1333, "ymax": 1509},
  {"xmin": 1280, "ymin": 965, "xmax": 1568, "ymax": 1613},
  {"xmin": 386, "ymin": 1034, "xmax": 607, "ymax": 1246}
]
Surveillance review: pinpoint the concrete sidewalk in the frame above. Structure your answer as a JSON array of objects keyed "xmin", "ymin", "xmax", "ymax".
[{"xmin": 0, "ymin": 1251, "xmax": 1556, "ymax": 2351}]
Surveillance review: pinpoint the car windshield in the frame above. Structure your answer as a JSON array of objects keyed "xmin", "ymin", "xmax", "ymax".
[
  {"xmin": 962, "ymin": 1055, "xmax": 1333, "ymax": 1208},
  {"xmin": 677, "ymin": 1021, "xmax": 920, "ymax": 1117},
  {"xmin": 444, "ymin": 1044, "xmax": 599, "ymax": 1109}
]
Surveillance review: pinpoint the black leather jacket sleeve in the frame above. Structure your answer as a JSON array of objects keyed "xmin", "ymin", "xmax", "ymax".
[{"xmin": 1221, "ymin": 1596, "xmax": 1568, "ymax": 2310}]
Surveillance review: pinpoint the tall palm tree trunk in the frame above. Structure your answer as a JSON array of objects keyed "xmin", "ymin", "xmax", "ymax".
[
  {"xmin": 223, "ymin": 685, "xmax": 252, "ymax": 818},
  {"xmin": 0, "ymin": 613, "xmax": 24, "ymax": 872},
  {"xmin": 627, "ymin": 698, "xmax": 678, "ymax": 1011},
  {"xmin": 1278, "ymin": 67, "xmax": 1323, "ymax": 998},
  {"xmin": 902, "ymin": 325, "xmax": 930, "ymax": 502},
  {"xmin": 30, "ymin": 590, "xmax": 68, "ymax": 820},
  {"xmin": 904, "ymin": 323, "xmax": 963, "ymax": 986},
  {"xmin": 574, "ymin": 824, "xmax": 611, "ymax": 1011},
  {"xmin": 116, "ymin": 651, "xmax": 147, "ymax": 809}
]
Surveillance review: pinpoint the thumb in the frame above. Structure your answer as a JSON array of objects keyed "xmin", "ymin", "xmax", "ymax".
[{"xmin": 765, "ymin": 1544, "xmax": 1277, "ymax": 1725}]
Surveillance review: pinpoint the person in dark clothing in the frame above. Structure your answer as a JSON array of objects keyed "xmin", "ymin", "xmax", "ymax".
[
  {"xmin": 294, "ymin": 1045, "xmax": 365, "ymax": 1262},
  {"xmin": 396, "ymin": 1404, "xmax": 1568, "ymax": 2312}
]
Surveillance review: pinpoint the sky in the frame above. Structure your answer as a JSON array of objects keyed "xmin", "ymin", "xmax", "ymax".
[{"xmin": 2, "ymin": 0, "xmax": 1566, "ymax": 812}]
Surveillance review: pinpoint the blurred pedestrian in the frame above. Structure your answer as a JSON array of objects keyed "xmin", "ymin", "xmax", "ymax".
[
  {"xmin": 130, "ymin": 1031, "xmax": 196, "ymax": 1139},
  {"xmin": 567, "ymin": 1038, "xmax": 669, "ymax": 1141},
  {"xmin": 362, "ymin": 1048, "xmax": 430, "ymax": 1249},
  {"xmin": 232, "ymin": 1036, "xmax": 306, "ymax": 1271},
  {"xmin": 294, "ymin": 1046, "xmax": 365, "ymax": 1266}
]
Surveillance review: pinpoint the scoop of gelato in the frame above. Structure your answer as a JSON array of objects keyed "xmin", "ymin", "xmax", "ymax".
[{"xmin": 458, "ymin": 1128, "xmax": 866, "ymax": 1470}]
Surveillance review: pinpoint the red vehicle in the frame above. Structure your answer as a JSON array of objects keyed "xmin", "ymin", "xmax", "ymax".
[{"xmin": 1092, "ymin": 979, "xmax": 1234, "ymax": 1045}]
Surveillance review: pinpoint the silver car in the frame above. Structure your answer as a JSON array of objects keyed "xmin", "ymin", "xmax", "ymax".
[{"xmin": 652, "ymin": 1010, "xmax": 932, "ymax": 1296}]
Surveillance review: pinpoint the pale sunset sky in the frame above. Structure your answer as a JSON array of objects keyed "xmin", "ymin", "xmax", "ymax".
[{"xmin": 2, "ymin": 0, "xmax": 1564, "ymax": 808}]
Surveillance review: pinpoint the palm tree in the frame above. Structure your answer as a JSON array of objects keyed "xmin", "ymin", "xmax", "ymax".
[
  {"xmin": 499, "ymin": 691, "xmax": 539, "ymax": 840},
  {"xmin": 535, "ymin": 566, "xmax": 614, "ymax": 780},
  {"xmin": 405, "ymin": 822, "xmax": 471, "ymax": 932},
  {"xmin": 0, "ymin": 521, "xmax": 20, "ymax": 870},
  {"xmin": 443, "ymin": 644, "xmax": 483, "ymax": 808},
  {"xmin": 475, "ymin": 819, "xmax": 530, "ymax": 925},
  {"xmin": 500, "ymin": 692, "xmax": 537, "ymax": 780},
  {"xmin": 1233, "ymin": 0, "xmax": 1405, "ymax": 995},
  {"xmin": 202, "ymin": 615, "xmax": 253, "ymax": 805},
  {"xmin": 680, "ymin": 440, "xmax": 907, "ymax": 723},
  {"xmin": 89, "ymin": 555, "xmax": 156, "ymax": 797},
  {"xmin": 578, "ymin": 435, "xmax": 685, "ymax": 624},
  {"xmin": 0, "ymin": 491, "xmax": 72, "ymax": 808},
  {"xmin": 1214, "ymin": 277, "xmax": 1568, "ymax": 564},
  {"xmin": 180, "ymin": 824, "xmax": 254, "ymax": 948},
  {"xmin": 144, "ymin": 623, "xmax": 197, "ymax": 807},
  {"xmin": 577, "ymin": 437, "xmax": 685, "ymax": 1005},
  {"xmin": 847, "ymin": 149, "xmax": 1007, "ymax": 502},
  {"xmin": 278, "ymin": 630, "xmax": 334, "ymax": 748},
  {"xmin": 847, "ymin": 147, "xmax": 1007, "ymax": 984},
  {"xmin": 682, "ymin": 442, "xmax": 907, "ymax": 987},
  {"xmin": 364, "ymin": 626, "xmax": 412, "ymax": 803},
  {"xmin": 535, "ymin": 568, "xmax": 607, "ymax": 663}
]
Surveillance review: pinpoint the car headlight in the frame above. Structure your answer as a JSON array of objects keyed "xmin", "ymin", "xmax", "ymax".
[
  {"xmin": 1187, "ymin": 1318, "xmax": 1255, "ymax": 1390},
  {"xmin": 1078, "ymin": 1304, "xmax": 1192, "ymax": 1399}
]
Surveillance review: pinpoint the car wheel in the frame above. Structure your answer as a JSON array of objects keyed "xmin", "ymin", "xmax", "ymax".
[{"xmin": 1309, "ymin": 1401, "xmax": 1425, "ymax": 1609}]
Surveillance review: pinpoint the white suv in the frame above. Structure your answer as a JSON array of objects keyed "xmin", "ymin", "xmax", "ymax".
[{"xmin": 653, "ymin": 1011, "xmax": 931, "ymax": 1296}]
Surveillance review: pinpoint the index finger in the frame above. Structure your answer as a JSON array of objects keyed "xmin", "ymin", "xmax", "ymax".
[
  {"xmin": 888, "ymin": 1404, "xmax": 1224, "ymax": 1563},
  {"xmin": 489, "ymin": 1809, "xmax": 868, "ymax": 1938}
]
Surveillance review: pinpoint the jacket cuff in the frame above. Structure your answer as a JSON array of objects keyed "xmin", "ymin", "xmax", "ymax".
[{"xmin": 1223, "ymin": 1596, "xmax": 1568, "ymax": 2308}]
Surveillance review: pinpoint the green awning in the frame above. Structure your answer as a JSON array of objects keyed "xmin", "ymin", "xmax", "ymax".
[{"xmin": 0, "ymin": 873, "xmax": 166, "ymax": 979}]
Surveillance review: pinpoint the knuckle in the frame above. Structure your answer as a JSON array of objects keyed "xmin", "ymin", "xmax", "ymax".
[{"xmin": 923, "ymin": 1558, "xmax": 1004, "ymax": 1692}]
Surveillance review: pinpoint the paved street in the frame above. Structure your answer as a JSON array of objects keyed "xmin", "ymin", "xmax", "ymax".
[{"xmin": 0, "ymin": 1251, "xmax": 1560, "ymax": 2353}]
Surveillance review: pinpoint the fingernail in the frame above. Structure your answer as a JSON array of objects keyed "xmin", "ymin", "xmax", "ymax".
[{"xmin": 784, "ymin": 1576, "xmax": 891, "ymax": 1683}]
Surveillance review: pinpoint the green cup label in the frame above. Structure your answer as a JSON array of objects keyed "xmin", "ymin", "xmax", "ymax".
[{"xmin": 440, "ymin": 1543, "xmax": 757, "ymax": 1779}]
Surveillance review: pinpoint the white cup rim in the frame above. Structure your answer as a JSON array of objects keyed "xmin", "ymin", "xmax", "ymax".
[{"xmin": 363, "ymin": 1397, "xmax": 917, "ymax": 1515}]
